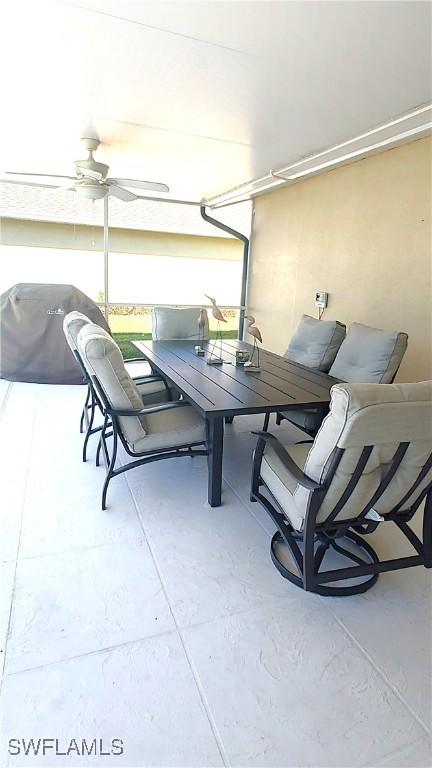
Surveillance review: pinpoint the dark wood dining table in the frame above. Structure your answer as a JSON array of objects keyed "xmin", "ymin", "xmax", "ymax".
[{"xmin": 132, "ymin": 339, "xmax": 338, "ymax": 507}]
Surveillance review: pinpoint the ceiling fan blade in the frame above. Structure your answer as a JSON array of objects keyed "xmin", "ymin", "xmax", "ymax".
[
  {"xmin": 54, "ymin": 178, "xmax": 78, "ymax": 189},
  {"xmin": 1, "ymin": 179, "xmax": 61, "ymax": 190},
  {"xmin": 108, "ymin": 185, "xmax": 138, "ymax": 202},
  {"xmin": 5, "ymin": 172, "xmax": 76, "ymax": 182},
  {"xmin": 75, "ymin": 166, "xmax": 104, "ymax": 181},
  {"xmin": 110, "ymin": 178, "xmax": 169, "ymax": 193}
]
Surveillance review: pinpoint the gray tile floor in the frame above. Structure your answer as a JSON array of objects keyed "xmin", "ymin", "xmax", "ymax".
[{"xmin": 0, "ymin": 380, "xmax": 430, "ymax": 767}]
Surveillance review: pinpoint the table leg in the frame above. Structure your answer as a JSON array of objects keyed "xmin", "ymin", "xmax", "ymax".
[{"xmin": 207, "ymin": 416, "xmax": 224, "ymax": 507}]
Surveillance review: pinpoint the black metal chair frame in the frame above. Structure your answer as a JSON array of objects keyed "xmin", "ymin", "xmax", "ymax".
[
  {"xmin": 90, "ymin": 375, "xmax": 208, "ymax": 510},
  {"xmin": 275, "ymin": 406, "xmax": 328, "ymax": 436},
  {"xmin": 250, "ymin": 431, "xmax": 432, "ymax": 596},
  {"xmin": 72, "ymin": 348, "xmax": 171, "ymax": 462}
]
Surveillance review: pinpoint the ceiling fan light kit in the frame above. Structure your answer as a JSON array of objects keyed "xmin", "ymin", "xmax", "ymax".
[{"xmin": 74, "ymin": 180, "xmax": 109, "ymax": 200}]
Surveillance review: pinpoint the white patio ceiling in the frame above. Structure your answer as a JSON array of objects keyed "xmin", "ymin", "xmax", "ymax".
[{"xmin": 1, "ymin": 0, "xmax": 431, "ymax": 203}]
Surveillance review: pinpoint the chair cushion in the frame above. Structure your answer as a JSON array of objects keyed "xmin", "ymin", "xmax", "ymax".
[
  {"xmin": 261, "ymin": 381, "xmax": 432, "ymax": 530},
  {"xmin": 63, "ymin": 311, "xmax": 92, "ymax": 351},
  {"xmin": 152, "ymin": 306, "xmax": 209, "ymax": 341},
  {"xmin": 261, "ymin": 443, "xmax": 312, "ymax": 531},
  {"xmin": 124, "ymin": 359, "xmax": 154, "ymax": 378},
  {"xmin": 285, "ymin": 315, "xmax": 346, "ymax": 372},
  {"xmin": 131, "ymin": 404, "xmax": 206, "ymax": 453},
  {"xmin": 135, "ymin": 380, "xmax": 170, "ymax": 404},
  {"xmin": 329, "ymin": 323, "xmax": 408, "ymax": 383},
  {"xmin": 126, "ymin": 359, "xmax": 172, "ymax": 403},
  {"xmin": 296, "ymin": 381, "xmax": 432, "ymax": 524},
  {"xmin": 77, "ymin": 323, "xmax": 147, "ymax": 445}
]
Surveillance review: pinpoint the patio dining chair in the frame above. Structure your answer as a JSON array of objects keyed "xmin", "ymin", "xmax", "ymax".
[
  {"xmin": 275, "ymin": 314, "xmax": 346, "ymax": 434},
  {"xmin": 276, "ymin": 321, "xmax": 408, "ymax": 436},
  {"xmin": 285, "ymin": 314, "xmax": 346, "ymax": 371},
  {"xmin": 152, "ymin": 306, "xmax": 209, "ymax": 340},
  {"xmin": 63, "ymin": 311, "xmax": 174, "ymax": 460},
  {"xmin": 251, "ymin": 380, "xmax": 432, "ymax": 596},
  {"xmin": 77, "ymin": 323, "xmax": 208, "ymax": 509}
]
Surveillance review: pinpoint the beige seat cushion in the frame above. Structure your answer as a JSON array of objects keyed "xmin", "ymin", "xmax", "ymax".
[
  {"xmin": 78, "ymin": 323, "xmax": 204, "ymax": 454},
  {"xmin": 127, "ymin": 358, "xmax": 176, "ymax": 402},
  {"xmin": 152, "ymin": 306, "xmax": 209, "ymax": 340},
  {"xmin": 78, "ymin": 324, "xmax": 148, "ymax": 446},
  {"xmin": 125, "ymin": 359, "xmax": 154, "ymax": 378},
  {"xmin": 329, "ymin": 323, "xmax": 408, "ymax": 383},
  {"xmin": 299, "ymin": 380, "xmax": 432, "ymax": 522},
  {"xmin": 261, "ymin": 381, "xmax": 432, "ymax": 531},
  {"xmin": 78, "ymin": 322, "xmax": 169, "ymax": 399},
  {"xmin": 285, "ymin": 315, "xmax": 346, "ymax": 372},
  {"xmin": 131, "ymin": 404, "xmax": 206, "ymax": 453},
  {"xmin": 136, "ymin": 378, "xmax": 169, "ymax": 396},
  {"xmin": 261, "ymin": 443, "xmax": 312, "ymax": 531},
  {"xmin": 63, "ymin": 311, "xmax": 92, "ymax": 351}
]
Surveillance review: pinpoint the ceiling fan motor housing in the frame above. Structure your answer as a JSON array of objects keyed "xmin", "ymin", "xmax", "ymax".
[{"xmin": 74, "ymin": 159, "xmax": 109, "ymax": 179}]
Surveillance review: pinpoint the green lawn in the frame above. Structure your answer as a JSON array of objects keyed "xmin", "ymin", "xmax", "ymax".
[{"xmin": 112, "ymin": 331, "xmax": 238, "ymax": 359}]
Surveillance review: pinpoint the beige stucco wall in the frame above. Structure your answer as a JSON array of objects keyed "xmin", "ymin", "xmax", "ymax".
[
  {"xmin": 247, "ymin": 136, "xmax": 432, "ymax": 382},
  {"xmin": 0, "ymin": 218, "xmax": 242, "ymax": 261}
]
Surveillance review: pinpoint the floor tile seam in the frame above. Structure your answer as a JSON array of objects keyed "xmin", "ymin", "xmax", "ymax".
[
  {"xmin": 321, "ymin": 598, "xmax": 431, "ymax": 736},
  {"xmin": 176, "ymin": 593, "xmax": 305, "ymax": 635},
  {"xmin": 177, "ymin": 628, "xmax": 232, "ymax": 768},
  {"xmin": 125, "ymin": 474, "xmax": 230, "ymax": 768},
  {"xmin": 2, "ymin": 625, "xmax": 182, "ymax": 678},
  {"xmin": 359, "ymin": 735, "xmax": 431, "ymax": 768},
  {"xmin": 3, "ymin": 601, "xmax": 285, "ymax": 678},
  {"xmin": 0, "ymin": 381, "xmax": 13, "ymax": 423},
  {"xmin": 0, "ymin": 406, "xmax": 36, "ymax": 696},
  {"xmin": 222, "ymin": 474, "xmax": 272, "ymax": 536},
  {"xmin": 125, "ymin": 458, "xmax": 306, "ymax": 630},
  {"xmin": 15, "ymin": 533, "xmax": 146, "ymax": 563}
]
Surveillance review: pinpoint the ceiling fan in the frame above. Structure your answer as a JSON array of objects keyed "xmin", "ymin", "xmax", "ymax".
[{"xmin": 4, "ymin": 137, "xmax": 169, "ymax": 201}]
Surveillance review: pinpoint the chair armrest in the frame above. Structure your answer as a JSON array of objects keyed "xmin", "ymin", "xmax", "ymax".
[
  {"xmin": 252, "ymin": 431, "xmax": 322, "ymax": 491},
  {"xmin": 107, "ymin": 400, "xmax": 189, "ymax": 417},
  {"xmin": 132, "ymin": 374, "xmax": 165, "ymax": 384},
  {"xmin": 124, "ymin": 356, "xmax": 150, "ymax": 363}
]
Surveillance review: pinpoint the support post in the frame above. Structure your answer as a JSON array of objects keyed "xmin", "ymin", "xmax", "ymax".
[
  {"xmin": 103, "ymin": 195, "xmax": 109, "ymax": 322},
  {"xmin": 200, "ymin": 205, "xmax": 249, "ymax": 339}
]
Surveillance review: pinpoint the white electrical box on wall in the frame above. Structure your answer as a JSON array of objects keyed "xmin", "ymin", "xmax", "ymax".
[{"xmin": 315, "ymin": 291, "xmax": 328, "ymax": 308}]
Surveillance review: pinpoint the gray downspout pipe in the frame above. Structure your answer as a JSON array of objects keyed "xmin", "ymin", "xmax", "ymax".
[{"xmin": 200, "ymin": 205, "xmax": 249, "ymax": 339}]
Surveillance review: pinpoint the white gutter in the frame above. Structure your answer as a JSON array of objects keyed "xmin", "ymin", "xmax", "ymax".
[{"xmin": 205, "ymin": 104, "xmax": 432, "ymax": 209}]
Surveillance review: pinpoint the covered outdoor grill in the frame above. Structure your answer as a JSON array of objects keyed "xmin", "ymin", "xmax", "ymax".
[{"xmin": 0, "ymin": 283, "xmax": 109, "ymax": 384}]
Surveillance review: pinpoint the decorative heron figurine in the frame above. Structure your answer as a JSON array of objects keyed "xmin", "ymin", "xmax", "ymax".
[
  {"xmin": 194, "ymin": 308, "xmax": 208, "ymax": 355},
  {"xmin": 205, "ymin": 294, "xmax": 226, "ymax": 364},
  {"xmin": 244, "ymin": 315, "xmax": 262, "ymax": 370}
]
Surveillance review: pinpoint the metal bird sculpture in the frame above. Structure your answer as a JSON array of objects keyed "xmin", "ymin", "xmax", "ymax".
[
  {"xmin": 195, "ymin": 308, "xmax": 208, "ymax": 353},
  {"xmin": 245, "ymin": 316, "xmax": 262, "ymax": 344},
  {"xmin": 204, "ymin": 295, "xmax": 226, "ymax": 363},
  {"xmin": 245, "ymin": 315, "xmax": 263, "ymax": 368},
  {"xmin": 205, "ymin": 295, "xmax": 227, "ymax": 323},
  {"xmin": 197, "ymin": 308, "xmax": 208, "ymax": 335}
]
